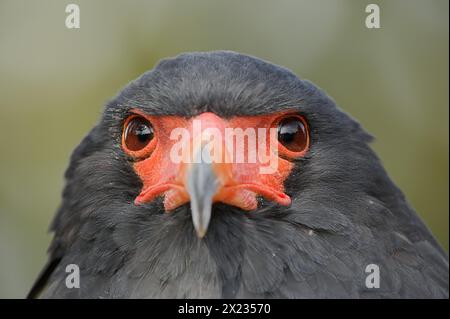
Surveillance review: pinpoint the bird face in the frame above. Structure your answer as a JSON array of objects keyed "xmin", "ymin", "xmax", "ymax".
[
  {"xmin": 120, "ymin": 108, "xmax": 309, "ymax": 237},
  {"xmin": 94, "ymin": 50, "xmax": 365, "ymax": 245}
]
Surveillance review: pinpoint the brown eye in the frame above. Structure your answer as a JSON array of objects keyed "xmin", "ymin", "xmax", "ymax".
[
  {"xmin": 277, "ymin": 116, "xmax": 308, "ymax": 153},
  {"xmin": 123, "ymin": 116, "xmax": 154, "ymax": 152}
]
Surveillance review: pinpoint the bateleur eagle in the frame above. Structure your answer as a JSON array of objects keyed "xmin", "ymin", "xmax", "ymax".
[{"xmin": 28, "ymin": 51, "xmax": 449, "ymax": 298}]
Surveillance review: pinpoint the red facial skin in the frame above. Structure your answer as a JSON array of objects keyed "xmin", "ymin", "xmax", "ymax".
[{"xmin": 121, "ymin": 109, "xmax": 309, "ymax": 212}]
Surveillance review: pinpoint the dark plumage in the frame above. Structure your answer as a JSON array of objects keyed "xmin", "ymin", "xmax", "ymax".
[{"xmin": 29, "ymin": 51, "xmax": 448, "ymax": 298}]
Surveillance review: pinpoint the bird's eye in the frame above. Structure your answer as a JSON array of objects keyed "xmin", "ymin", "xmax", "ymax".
[
  {"xmin": 277, "ymin": 116, "xmax": 309, "ymax": 153},
  {"xmin": 123, "ymin": 116, "xmax": 154, "ymax": 152}
]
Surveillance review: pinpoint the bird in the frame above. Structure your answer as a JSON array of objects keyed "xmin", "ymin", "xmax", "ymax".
[{"xmin": 28, "ymin": 51, "xmax": 448, "ymax": 298}]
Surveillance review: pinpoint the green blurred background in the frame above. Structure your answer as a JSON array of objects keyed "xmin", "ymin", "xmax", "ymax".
[{"xmin": 0, "ymin": 0, "xmax": 448, "ymax": 298}]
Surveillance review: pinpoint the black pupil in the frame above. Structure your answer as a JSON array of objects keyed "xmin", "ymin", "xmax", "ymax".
[
  {"xmin": 278, "ymin": 119, "xmax": 300, "ymax": 143},
  {"xmin": 134, "ymin": 123, "xmax": 152, "ymax": 143},
  {"xmin": 125, "ymin": 117, "xmax": 153, "ymax": 151},
  {"xmin": 277, "ymin": 117, "xmax": 307, "ymax": 152}
]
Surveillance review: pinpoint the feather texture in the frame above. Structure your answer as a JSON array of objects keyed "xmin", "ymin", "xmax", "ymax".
[{"xmin": 29, "ymin": 51, "xmax": 448, "ymax": 299}]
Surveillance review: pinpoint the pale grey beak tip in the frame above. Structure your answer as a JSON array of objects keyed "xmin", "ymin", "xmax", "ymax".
[
  {"xmin": 186, "ymin": 149, "xmax": 220, "ymax": 239},
  {"xmin": 196, "ymin": 227, "xmax": 207, "ymax": 239}
]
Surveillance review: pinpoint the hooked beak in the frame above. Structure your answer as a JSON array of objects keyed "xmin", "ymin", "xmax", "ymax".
[{"xmin": 185, "ymin": 149, "xmax": 220, "ymax": 238}]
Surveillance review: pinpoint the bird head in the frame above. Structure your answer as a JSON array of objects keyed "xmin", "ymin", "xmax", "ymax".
[{"xmin": 54, "ymin": 51, "xmax": 381, "ymax": 245}]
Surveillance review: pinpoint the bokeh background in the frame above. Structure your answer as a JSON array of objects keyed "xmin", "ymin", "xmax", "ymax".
[{"xmin": 0, "ymin": 0, "xmax": 448, "ymax": 298}]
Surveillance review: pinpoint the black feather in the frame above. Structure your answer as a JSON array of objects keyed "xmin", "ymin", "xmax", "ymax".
[{"xmin": 29, "ymin": 51, "xmax": 448, "ymax": 299}]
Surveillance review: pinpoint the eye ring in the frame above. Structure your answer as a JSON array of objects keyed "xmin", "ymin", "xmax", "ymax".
[
  {"xmin": 276, "ymin": 115, "xmax": 309, "ymax": 157},
  {"xmin": 122, "ymin": 115, "xmax": 156, "ymax": 158}
]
